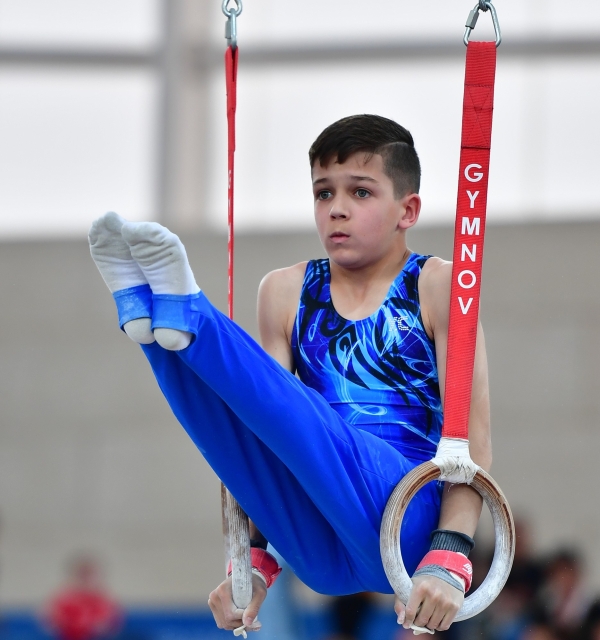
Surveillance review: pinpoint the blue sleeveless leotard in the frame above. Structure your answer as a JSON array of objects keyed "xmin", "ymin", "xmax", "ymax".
[
  {"xmin": 127, "ymin": 252, "xmax": 444, "ymax": 593},
  {"xmin": 291, "ymin": 253, "xmax": 442, "ymax": 462}
]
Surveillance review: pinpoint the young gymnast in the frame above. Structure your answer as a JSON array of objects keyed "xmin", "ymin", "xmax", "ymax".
[{"xmin": 89, "ymin": 115, "xmax": 491, "ymax": 635}]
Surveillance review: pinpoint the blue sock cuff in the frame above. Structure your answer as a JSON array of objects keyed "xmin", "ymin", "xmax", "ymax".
[
  {"xmin": 151, "ymin": 291, "xmax": 204, "ymax": 335},
  {"xmin": 113, "ymin": 284, "xmax": 153, "ymax": 329}
]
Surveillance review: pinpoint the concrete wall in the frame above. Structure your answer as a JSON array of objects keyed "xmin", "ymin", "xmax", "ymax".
[{"xmin": 0, "ymin": 220, "xmax": 599, "ymax": 607}]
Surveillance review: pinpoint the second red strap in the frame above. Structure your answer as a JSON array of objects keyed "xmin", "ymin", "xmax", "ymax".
[{"xmin": 442, "ymin": 42, "xmax": 496, "ymax": 441}]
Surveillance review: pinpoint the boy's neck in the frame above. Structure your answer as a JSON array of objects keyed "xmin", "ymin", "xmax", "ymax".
[
  {"xmin": 327, "ymin": 241, "xmax": 412, "ymax": 320},
  {"xmin": 329, "ymin": 241, "xmax": 411, "ymax": 289}
]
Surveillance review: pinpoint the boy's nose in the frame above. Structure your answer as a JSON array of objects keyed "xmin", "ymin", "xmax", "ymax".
[{"xmin": 329, "ymin": 201, "xmax": 349, "ymax": 219}]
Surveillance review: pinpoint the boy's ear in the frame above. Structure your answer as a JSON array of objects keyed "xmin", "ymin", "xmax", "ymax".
[{"xmin": 398, "ymin": 193, "xmax": 421, "ymax": 230}]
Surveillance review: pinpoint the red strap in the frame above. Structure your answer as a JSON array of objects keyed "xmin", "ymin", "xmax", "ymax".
[
  {"xmin": 443, "ymin": 42, "xmax": 497, "ymax": 441},
  {"xmin": 225, "ymin": 45, "xmax": 238, "ymax": 320},
  {"xmin": 416, "ymin": 550, "xmax": 473, "ymax": 592},
  {"xmin": 227, "ymin": 548, "xmax": 283, "ymax": 589}
]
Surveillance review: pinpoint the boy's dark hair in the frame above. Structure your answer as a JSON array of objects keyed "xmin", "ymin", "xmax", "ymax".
[{"xmin": 308, "ymin": 114, "xmax": 421, "ymax": 198}]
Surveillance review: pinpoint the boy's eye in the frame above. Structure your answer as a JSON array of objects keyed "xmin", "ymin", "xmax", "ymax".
[
  {"xmin": 317, "ymin": 190, "xmax": 332, "ymax": 200},
  {"xmin": 355, "ymin": 188, "xmax": 370, "ymax": 198}
]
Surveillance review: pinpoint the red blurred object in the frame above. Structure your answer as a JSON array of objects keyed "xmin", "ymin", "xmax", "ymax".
[
  {"xmin": 46, "ymin": 589, "xmax": 121, "ymax": 640},
  {"xmin": 44, "ymin": 555, "xmax": 122, "ymax": 640}
]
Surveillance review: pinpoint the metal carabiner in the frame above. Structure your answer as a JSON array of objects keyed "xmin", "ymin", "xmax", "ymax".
[
  {"xmin": 464, "ymin": 1, "xmax": 501, "ymax": 47},
  {"xmin": 222, "ymin": 0, "xmax": 243, "ymax": 49}
]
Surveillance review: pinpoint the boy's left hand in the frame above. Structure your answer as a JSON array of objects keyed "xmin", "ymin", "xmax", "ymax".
[{"xmin": 394, "ymin": 575, "xmax": 463, "ymax": 633}]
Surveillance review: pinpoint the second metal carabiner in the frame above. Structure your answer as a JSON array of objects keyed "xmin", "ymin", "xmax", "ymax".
[{"xmin": 464, "ymin": 1, "xmax": 501, "ymax": 47}]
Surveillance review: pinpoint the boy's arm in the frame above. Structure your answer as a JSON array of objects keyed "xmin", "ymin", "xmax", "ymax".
[
  {"xmin": 208, "ymin": 265, "xmax": 305, "ymax": 633},
  {"xmin": 256, "ymin": 264, "xmax": 307, "ymax": 372},
  {"xmin": 421, "ymin": 258, "xmax": 492, "ymax": 520},
  {"xmin": 396, "ymin": 257, "xmax": 491, "ymax": 632}
]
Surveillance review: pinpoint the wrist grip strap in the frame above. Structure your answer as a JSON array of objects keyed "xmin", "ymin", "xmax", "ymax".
[
  {"xmin": 416, "ymin": 550, "xmax": 473, "ymax": 592},
  {"xmin": 228, "ymin": 548, "xmax": 282, "ymax": 589}
]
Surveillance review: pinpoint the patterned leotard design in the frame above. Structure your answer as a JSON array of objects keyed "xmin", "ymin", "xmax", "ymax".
[{"xmin": 291, "ymin": 254, "xmax": 443, "ymax": 462}]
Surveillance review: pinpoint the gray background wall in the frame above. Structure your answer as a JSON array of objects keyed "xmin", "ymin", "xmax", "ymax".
[{"xmin": 0, "ymin": 220, "xmax": 598, "ymax": 607}]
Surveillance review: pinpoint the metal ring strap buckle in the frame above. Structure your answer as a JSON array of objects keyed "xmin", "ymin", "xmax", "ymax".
[
  {"xmin": 464, "ymin": 1, "xmax": 502, "ymax": 47},
  {"xmin": 380, "ymin": 461, "xmax": 515, "ymax": 622}
]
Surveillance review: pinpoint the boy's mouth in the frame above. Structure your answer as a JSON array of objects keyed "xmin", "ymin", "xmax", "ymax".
[{"xmin": 330, "ymin": 231, "xmax": 349, "ymax": 242}]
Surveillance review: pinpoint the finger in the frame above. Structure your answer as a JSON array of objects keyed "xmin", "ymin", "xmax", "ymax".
[
  {"xmin": 426, "ymin": 603, "xmax": 446, "ymax": 632},
  {"xmin": 394, "ymin": 597, "xmax": 406, "ymax": 625},
  {"xmin": 212, "ymin": 606, "xmax": 245, "ymax": 631},
  {"xmin": 436, "ymin": 611, "xmax": 452, "ymax": 632},
  {"xmin": 403, "ymin": 588, "xmax": 424, "ymax": 629},
  {"xmin": 437, "ymin": 605, "xmax": 460, "ymax": 632},
  {"xmin": 413, "ymin": 597, "xmax": 436, "ymax": 630},
  {"xmin": 225, "ymin": 608, "xmax": 246, "ymax": 630},
  {"xmin": 242, "ymin": 580, "xmax": 267, "ymax": 628},
  {"xmin": 221, "ymin": 590, "xmax": 246, "ymax": 629},
  {"xmin": 242, "ymin": 617, "xmax": 262, "ymax": 632},
  {"xmin": 248, "ymin": 619, "xmax": 262, "ymax": 632},
  {"xmin": 213, "ymin": 592, "xmax": 245, "ymax": 631},
  {"xmin": 207, "ymin": 595, "xmax": 225, "ymax": 630},
  {"xmin": 243, "ymin": 602, "xmax": 263, "ymax": 627}
]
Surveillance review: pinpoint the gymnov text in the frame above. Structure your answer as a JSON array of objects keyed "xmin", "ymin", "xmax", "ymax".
[{"xmin": 456, "ymin": 162, "xmax": 485, "ymax": 316}]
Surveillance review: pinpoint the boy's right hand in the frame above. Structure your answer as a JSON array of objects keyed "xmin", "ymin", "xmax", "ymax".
[{"xmin": 208, "ymin": 574, "xmax": 267, "ymax": 633}]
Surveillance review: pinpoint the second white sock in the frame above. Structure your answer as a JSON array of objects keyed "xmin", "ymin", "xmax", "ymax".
[
  {"xmin": 122, "ymin": 221, "xmax": 199, "ymax": 351},
  {"xmin": 121, "ymin": 221, "xmax": 200, "ymax": 296}
]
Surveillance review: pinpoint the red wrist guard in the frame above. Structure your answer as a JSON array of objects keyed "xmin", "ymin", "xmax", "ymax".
[
  {"xmin": 227, "ymin": 548, "xmax": 282, "ymax": 589},
  {"xmin": 416, "ymin": 550, "xmax": 473, "ymax": 592}
]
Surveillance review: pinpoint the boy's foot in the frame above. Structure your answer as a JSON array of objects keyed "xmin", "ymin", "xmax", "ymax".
[
  {"xmin": 122, "ymin": 221, "xmax": 200, "ymax": 351},
  {"xmin": 89, "ymin": 212, "xmax": 154, "ymax": 344}
]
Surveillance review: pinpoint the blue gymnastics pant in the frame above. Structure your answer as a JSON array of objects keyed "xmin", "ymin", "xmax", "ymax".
[{"xmin": 131, "ymin": 289, "xmax": 441, "ymax": 595}]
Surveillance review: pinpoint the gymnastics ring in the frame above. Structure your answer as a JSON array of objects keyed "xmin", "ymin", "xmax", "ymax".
[
  {"xmin": 223, "ymin": 487, "xmax": 253, "ymax": 610},
  {"xmin": 380, "ymin": 461, "xmax": 515, "ymax": 622}
]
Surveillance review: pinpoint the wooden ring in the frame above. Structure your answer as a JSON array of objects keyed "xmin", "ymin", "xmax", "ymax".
[{"xmin": 380, "ymin": 461, "xmax": 515, "ymax": 621}]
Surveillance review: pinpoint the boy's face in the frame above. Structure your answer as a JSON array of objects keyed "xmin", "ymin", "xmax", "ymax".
[{"xmin": 311, "ymin": 152, "xmax": 419, "ymax": 269}]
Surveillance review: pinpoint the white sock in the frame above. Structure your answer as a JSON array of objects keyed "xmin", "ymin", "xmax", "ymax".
[
  {"xmin": 122, "ymin": 221, "xmax": 200, "ymax": 351},
  {"xmin": 89, "ymin": 212, "xmax": 154, "ymax": 344},
  {"xmin": 122, "ymin": 317, "xmax": 155, "ymax": 345},
  {"xmin": 121, "ymin": 221, "xmax": 200, "ymax": 296},
  {"xmin": 89, "ymin": 212, "xmax": 147, "ymax": 292}
]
